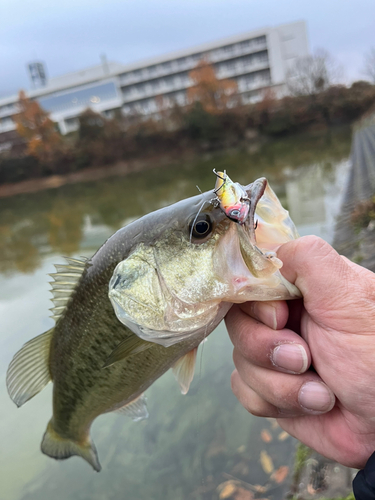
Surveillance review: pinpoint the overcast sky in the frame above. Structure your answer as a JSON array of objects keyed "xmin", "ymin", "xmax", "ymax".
[{"xmin": 1, "ymin": 0, "xmax": 374, "ymax": 97}]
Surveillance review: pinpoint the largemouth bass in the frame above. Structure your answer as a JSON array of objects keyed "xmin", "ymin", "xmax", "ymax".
[{"xmin": 6, "ymin": 174, "xmax": 300, "ymax": 472}]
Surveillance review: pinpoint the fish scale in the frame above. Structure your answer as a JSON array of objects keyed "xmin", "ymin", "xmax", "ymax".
[{"xmin": 6, "ymin": 175, "xmax": 300, "ymax": 471}]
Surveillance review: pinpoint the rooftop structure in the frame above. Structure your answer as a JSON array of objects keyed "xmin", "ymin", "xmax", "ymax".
[{"xmin": 0, "ymin": 20, "xmax": 308, "ymax": 143}]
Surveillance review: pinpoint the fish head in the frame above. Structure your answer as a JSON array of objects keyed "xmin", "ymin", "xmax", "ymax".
[{"xmin": 108, "ymin": 176, "xmax": 300, "ymax": 347}]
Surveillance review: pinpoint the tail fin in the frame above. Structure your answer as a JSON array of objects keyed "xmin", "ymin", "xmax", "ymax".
[{"xmin": 41, "ymin": 420, "xmax": 101, "ymax": 472}]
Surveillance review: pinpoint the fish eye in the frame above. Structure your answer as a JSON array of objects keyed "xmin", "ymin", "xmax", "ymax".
[{"xmin": 189, "ymin": 214, "xmax": 213, "ymax": 239}]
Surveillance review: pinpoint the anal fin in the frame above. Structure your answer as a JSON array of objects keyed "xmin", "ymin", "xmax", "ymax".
[
  {"xmin": 115, "ymin": 393, "xmax": 148, "ymax": 421},
  {"xmin": 6, "ymin": 328, "xmax": 54, "ymax": 407},
  {"xmin": 172, "ymin": 347, "xmax": 198, "ymax": 395}
]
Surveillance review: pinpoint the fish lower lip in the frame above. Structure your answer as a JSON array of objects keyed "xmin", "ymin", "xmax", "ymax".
[{"xmin": 245, "ymin": 177, "xmax": 267, "ymax": 244}]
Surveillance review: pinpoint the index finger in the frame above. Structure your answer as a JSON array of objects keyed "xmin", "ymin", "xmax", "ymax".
[{"xmin": 225, "ymin": 304, "xmax": 311, "ymax": 374}]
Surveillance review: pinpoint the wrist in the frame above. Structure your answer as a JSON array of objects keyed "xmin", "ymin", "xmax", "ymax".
[{"xmin": 353, "ymin": 451, "xmax": 375, "ymax": 500}]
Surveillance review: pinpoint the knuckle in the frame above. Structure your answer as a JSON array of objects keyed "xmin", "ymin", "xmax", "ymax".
[
  {"xmin": 246, "ymin": 405, "xmax": 266, "ymax": 417},
  {"xmin": 298, "ymin": 235, "xmax": 330, "ymax": 253}
]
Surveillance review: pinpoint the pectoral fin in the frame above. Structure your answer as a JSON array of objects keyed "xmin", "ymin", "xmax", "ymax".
[
  {"xmin": 172, "ymin": 347, "xmax": 198, "ymax": 395},
  {"xmin": 6, "ymin": 328, "xmax": 54, "ymax": 407},
  {"xmin": 103, "ymin": 335, "xmax": 153, "ymax": 368}
]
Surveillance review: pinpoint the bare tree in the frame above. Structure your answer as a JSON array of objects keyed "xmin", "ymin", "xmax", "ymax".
[
  {"xmin": 286, "ymin": 49, "xmax": 343, "ymax": 97},
  {"xmin": 363, "ymin": 47, "xmax": 375, "ymax": 83}
]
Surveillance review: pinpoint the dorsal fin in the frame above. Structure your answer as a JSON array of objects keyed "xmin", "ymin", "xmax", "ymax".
[
  {"xmin": 6, "ymin": 328, "xmax": 54, "ymax": 407},
  {"xmin": 172, "ymin": 347, "xmax": 198, "ymax": 395},
  {"xmin": 48, "ymin": 256, "xmax": 88, "ymax": 323},
  {"xmin": 114, "ymin": 394, "xmax": 149, "ymax": 421},
  {"xmin": 103, "ymin": 335, "xmax": 153, "ymax": 368}
]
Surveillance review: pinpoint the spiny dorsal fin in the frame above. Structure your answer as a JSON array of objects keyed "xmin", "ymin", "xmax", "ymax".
[
  {"xmin": 103, "ymin": 335, "xmax": 153, "ymax": 368},
  {"xmin": 115, "ymin": 394, "xmax": 149, "ymax": 421},
  {"xmin": 48, "ymin": 256, "xmax": 88, "ymax": 323},
  {"xmin": 172, "ymin": 347, "xmax": 198, "ymax": 395},
  {"xmin": 6, "ymin": 328, "xmax": 54, "ymax": 407}
]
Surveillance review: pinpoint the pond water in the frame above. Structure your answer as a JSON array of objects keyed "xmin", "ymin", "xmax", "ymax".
[{"xmin": 0, "ymin": 127, "xmax": 352, "ymax": 500}]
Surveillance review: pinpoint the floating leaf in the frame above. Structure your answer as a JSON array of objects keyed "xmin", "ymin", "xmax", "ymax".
[
  {"xmin": 234, "ymin": 487, "xmax": 253, "ymax": 500},
  {"xmin": 253, "ymin": 485, "xmax": 267, "ymax": 494},
  {"xmin": 278, "ymin": 431, "xmax": 289, "ymax": 441},
  {"xmin": 271, "ymin": 420, "xmax": 279, "ymax": 430},
  {"xmin": 237, "ymin": 445, "xmax": 246, "ymax": 453},
  {"xmin": 260, "ymin": 450, "xmax": 274, "ymax": 474},
  {"xmin": 261, "ymin": 429, "xmax": 272, "ymax": 443},
  {"xmin": 271, "ymin": 466, "xmax": 289, "ymax": 483},
  {"xmin": 218, "ymin": 480, "xmax": 238, "ymax": 499}
]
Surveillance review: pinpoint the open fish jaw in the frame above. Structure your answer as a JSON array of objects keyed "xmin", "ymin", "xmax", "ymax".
[
  {"xmin": 109, "ymin": 177, "xmax": 301, "ymax": 348},
  {"xmin": 253, "ymin": 181, "xmax": 299, "ymax": 251}
]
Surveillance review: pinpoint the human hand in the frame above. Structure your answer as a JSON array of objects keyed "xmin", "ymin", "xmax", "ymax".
[{"xmin": 225, "ymin": 235, "xmax": 375, "ymax": 469}]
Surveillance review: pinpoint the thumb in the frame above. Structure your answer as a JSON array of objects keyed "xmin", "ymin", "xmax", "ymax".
[{"xmin": 277, "ymin": 236, "xmax": 358, "ymax": 319}]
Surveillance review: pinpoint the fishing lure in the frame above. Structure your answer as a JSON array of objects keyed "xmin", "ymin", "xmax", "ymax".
[{"xmin": 213, "ymin": 170, "xmax": 251, "ymax": 224}]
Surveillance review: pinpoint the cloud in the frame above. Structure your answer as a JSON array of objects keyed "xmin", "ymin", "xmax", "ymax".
[{"xmin": 1, "ymin": 0, "xmax": 374, "ymax": 96}]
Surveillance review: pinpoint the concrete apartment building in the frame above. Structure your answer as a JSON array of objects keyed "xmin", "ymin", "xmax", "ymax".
[{"xmin": 0, "ymin": 20, "xmax": 308, "ymax": 147}]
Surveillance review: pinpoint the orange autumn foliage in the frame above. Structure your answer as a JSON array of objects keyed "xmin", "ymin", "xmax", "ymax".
[
  {"xmin": 15, "ymin": 90, "xmax": 61, "ymax": 163},
  {"xmin": 187, "ymin": 59, "xmax": 238, "ymax": 113},
  {"xmin": 271, "ymin": 466, "xmax": 289, "ymax": 484}
]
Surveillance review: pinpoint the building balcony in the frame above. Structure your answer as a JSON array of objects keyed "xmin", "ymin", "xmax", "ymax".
[
  {"xmin": 0, "ymin": 120, "xmax": 16, "ymax": 133},
  {"xmin": 216, "ymin": 59, "xmax": 269, "ymax": 80}
]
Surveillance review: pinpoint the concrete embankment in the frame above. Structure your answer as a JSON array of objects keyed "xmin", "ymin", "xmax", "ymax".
[
  {"xmin": 333, "ymin": 115, "xmax": 375, "ymax": 270},
  {"xmin": 289, "ymin": 116, "xmax": 375, "ymax": 500}
]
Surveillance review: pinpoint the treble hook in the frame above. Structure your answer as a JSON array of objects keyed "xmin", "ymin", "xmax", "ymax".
[{"xmin": 213, "ymin": 169, "xmax": 227, "ymax": 194}]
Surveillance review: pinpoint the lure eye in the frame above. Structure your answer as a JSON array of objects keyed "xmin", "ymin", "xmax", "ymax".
[
  {"xmin": 229, "ymin": 209, "xmax": 240, "ymax": 217},
  {"xmin": 189, "ymin": 214, "xmax": 213, "ymax": 239}
]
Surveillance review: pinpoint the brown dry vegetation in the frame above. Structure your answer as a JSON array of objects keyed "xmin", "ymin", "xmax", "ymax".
[{"xmin": 1, "ymin": 60, "xmax": 375, "ymax": 185}]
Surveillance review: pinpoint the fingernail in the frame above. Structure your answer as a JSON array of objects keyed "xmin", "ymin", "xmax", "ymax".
[
  {"xmin": 272, "ymin": 344, "xmax": 308, "ymax": 374},
  {"xmin": 251, "ymin": 303, "xmax": 277, "ymax": 329},
  {"xmin": 298, "ymin": 381, "xmax": 335, "ymax": 413}
]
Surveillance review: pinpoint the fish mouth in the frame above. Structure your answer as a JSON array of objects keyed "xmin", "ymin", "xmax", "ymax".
[
  {"xmin": 243, "ymin": 177, "xmax": 267, "ymax": 245},
  {"xmin": 215, "ymin": 177, "xmax": 284, "ymax": 294}
]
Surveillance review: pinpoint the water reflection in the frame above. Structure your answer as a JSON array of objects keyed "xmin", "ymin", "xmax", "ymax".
[
  {"xmin": 285, "ymin": 159, "xmax": 351, "ymax": 241},
  {"xmin": 0, "ymin": 126, "xmax": 352, "ymax": 500}
]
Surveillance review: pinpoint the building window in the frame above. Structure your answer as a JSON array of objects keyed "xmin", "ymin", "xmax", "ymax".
[
  {"xmin": 148, "ymin": 66, "xmax": 157, "ymax": 77},
  {"xmin": 240, "ymin": 40, "xmax": 250, "ymax": 51},
  {"xmin": 163, "ymin": 76, "xmax": 174, "ymax": 88},
  {"xmin": 176, "ymin": 92, "xmax": 186, "ymax": 106},
  {"xmin": 255, "ymin": 35, "xmax": 266, "ymax": 45},
  {"xmin": 223, "ymin": 45, "xmax": 234, "ymax": 55},
  {"xmin": 261, "ymin": 70, "xmax": 271, "ymax": 82},
  {"xmin": 225, "ymin": 61, "xmax": 235, "ymax": 72},
  {"xmin": 162, "ymin": 61, "xmax": 171, "ymax": 72},
  {"xmin": 0, "ymin": 116, "xmax": 14, "ymax": 131},
  {"xmin": 258, "ymin": 51, "xmax": 268, "ymax": 63},
  {"xmin": 65, "ymin": 117, "xmax": 79, "ymax": 130},
  {"xmin": 122, "ymin": 104, "xmax": 132, "ymax": 115},
  {"xmin": 135, "ymin": 84, "xmax": 144, "ymax": 95},
  {"xmin": 176, "ymin": 57, "xmax": 186, "ymax": 69}
]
